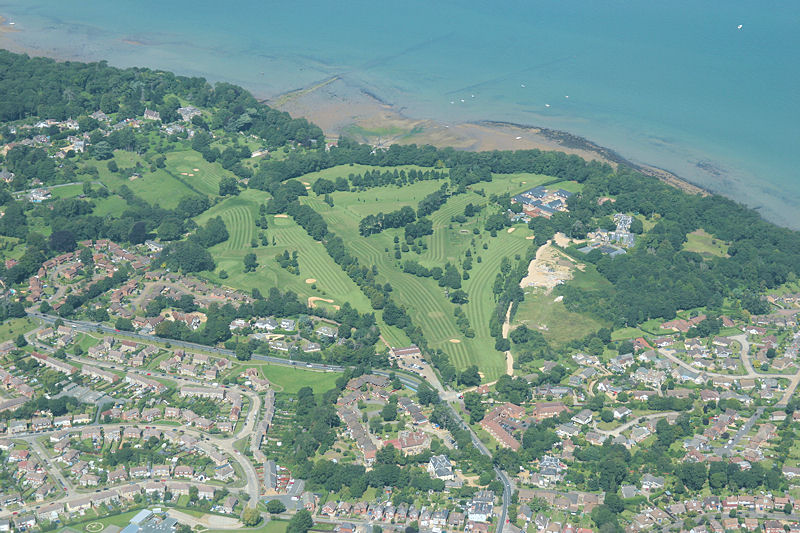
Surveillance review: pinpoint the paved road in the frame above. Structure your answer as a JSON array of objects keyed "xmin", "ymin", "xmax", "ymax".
[
  {"xmin": 10, "ymin": 420, "xmax": 260, "ymax": 509},
  {"xmin": 717, "ymin": 406, "xmax": 764, "ymax": 457},
  {"xmin": 28, "ymin": 437, "xmax": 75, "ymax": 496},
  {"xmin": 733, "ymin": 334, "xmax": 755, "ymax": 375},
  {"xmin": 592, "ymin": 411, "xmax": 679, "ymax": 437},
  {"xmin": 26, "ymin": 312, "xmax": 510, "ymax": 529},
  {"xmin": 658, "ymin": 347, "xmax": 788, "ymax": 379}
]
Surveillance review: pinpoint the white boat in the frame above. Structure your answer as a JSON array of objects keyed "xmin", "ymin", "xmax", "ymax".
[
  {"xmin": 545, "ymin": 104, "xmax": 550, "ymax": 108},
  {"xmin": 737, "ymin": 24, "xmax": 743, "ymax": 29}
]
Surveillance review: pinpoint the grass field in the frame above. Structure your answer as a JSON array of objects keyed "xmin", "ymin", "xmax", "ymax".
[
  {"xmin": 301, "ymin": 174, "xmax": 543, "ymax": 379},
  {"xmin": 513, "ymin": 290, "xmax": 608, "ymax": 348},
  {"xmin": 194, "ymin": 189, "xmax": 407, "ymax": 343},
  {"xmin": 164, "ymin": 149, "xmax": 236, "ymax": 196},
  {"xmin": 89, "ymin": 151, "xmax": 201, "ymax": 209},
  {"xmin": 50, "ymin": 183, "xmax": 85, "ymax": 199},
  {"xmin": 683, "ymin": 229, "xmax": 729, "ymax": 258},
  {"xmin": 480, "ymin": 172, "xmax": 556, "ymax": 197},
  {"xmin": 242, "ymin": 363, "xmax": 342, "ymax": 394},
  {"xmin": 92, "ymin": 195, "xmax": 129, "ymax": 216},
  {"xmin": 0, "ymin": 316, "xmax": 38, "ymax": 342},
  {"xmin": 291, "ymin": 164, "xmax": 438, "ymax": 186}
]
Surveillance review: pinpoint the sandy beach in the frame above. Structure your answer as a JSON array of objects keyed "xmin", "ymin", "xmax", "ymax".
[
  {"xmin": 270, "ymin": 76, "xmax": 705, "ymax": 196},
  {"xmin": 0, "ymin": 19, "xmax": 730, "ymax": 201}
]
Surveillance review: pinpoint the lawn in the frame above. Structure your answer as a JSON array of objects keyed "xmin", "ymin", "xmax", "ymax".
[
  {"xmin": 480, "ymin": 172, "xmax": 555, "ymax": 197},
  {"xmin": 206, "ymin": 518, "xmax": 287, "ymax": 533},
  {"xmin": 194, "ymin": 190, "xmax": 388, "ymax": 333},
  {"xmin": 683, "ymin": 229, "xmax": 730, "ymax": 258},
  {"xmin": 301, "ymin": 175, "xmax": 541, "ymax": 379},
  {"xmin": 50, "ymin": 183, "xmax": 85, "ymax": 199},
  {"xmin": 0, "ymin": 316, "xmax": 38, "ymax": 342},
  {"xmin": 91, "ymin": 150, "xmax": 201, "ymax": 209},
  {"xmin": 92, "ymin": 195, "xmax": 129, "ymax": 216},
  {"xmin": 242, "ymin": 362, "xmax": 342, "ymax": 395},
  {"xmin": 512, "ymin": 290, "xmax": 608, "ymax": 348},
  {"xmin": 164, "ymin": 149, "xmax": 237, "ymax": 196},
  {"xmin": 290, "ymin": 163, "xmax": 437, "ymax": 186}
]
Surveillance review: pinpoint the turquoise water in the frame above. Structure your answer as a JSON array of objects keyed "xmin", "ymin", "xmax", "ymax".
[{"xmin": 1, "ymin": 1, "xmax": 799, "ymax": 227}]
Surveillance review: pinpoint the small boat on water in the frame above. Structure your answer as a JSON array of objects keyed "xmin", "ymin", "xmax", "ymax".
[
  {"xmin": 545, "ymin": 104, "xmax": 550, "ymax": 108},
  {"xmin": 737, "ymin": 24, "xmax": 743, "ymax": 29}
]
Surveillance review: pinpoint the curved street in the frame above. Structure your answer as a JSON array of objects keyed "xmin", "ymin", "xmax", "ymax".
[{"xmin": 26, "ymin": 311, "xmax": 513, "ymax": 531}]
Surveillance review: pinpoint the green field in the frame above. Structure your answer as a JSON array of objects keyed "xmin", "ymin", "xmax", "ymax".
[
  {"xmin": 0, "ymin": 316, "xmax": 38, "ymax": 341},
  {"xmin": 90, "ymin": 151, "xmax": 202, "ymax": 209},
  {"xmin": 163, "ymin": 149, "xmax": 236, "ymax": 196},
  {"xmin": 193, "ymin": 190, "xmax": 407, "ymax": 341},
  {"xmin": 513, "ymin": 290, "xmax": 608, "ymax": 348},
  {"xmin": 291, "ymin": 163, "xmax": 437, "ymax": 186},
  {"xmin": 480, "ymin": 172, "xmax": 557, "ymax": 197},
  {"xmin": 251, "ymin": 363, "xmax": 342, "ymax": 395},
  {"xmin": 50, "ymin": 183, "xmax": 85, "ymax": 199},
  {"xmin": 301, "ymin": 174, "xmax": 541, "ymax": 379},
  {"xmin": 92, "ymin": 195, "xmax": 129, "ymax": 216},
  {"xmin": 683, "ymin": 229, "xmax": 729, "ymax": 258}
]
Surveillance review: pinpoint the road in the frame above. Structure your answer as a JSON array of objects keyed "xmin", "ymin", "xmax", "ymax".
[
  {"xmin": 717, "ymin": 406, "xmax": 764, "ymax": 457},
  {"xmin": 658, "ymin": 342, "xmax": 800, "ymax": 408},
  {"xmin": 7, "ymin": 419, "xmax": 261, "ymax": 512},
  {"xmin": 28, "ymin": 437, "xmax": 75, "ymax": 496},
  {"xmin": 26, "ymin": 312, "xmax": 510, "ymax": 529},
  {"xmin": 592, "ymin": 411, "xmax": 679, "ymax": 437},
  {"xmin": 658, "ymin": 347, "xmax": 793, "ymax": 380},
  {"xmin": 733, "ymin": 334, "xmax": 755, "ymax": 375}
]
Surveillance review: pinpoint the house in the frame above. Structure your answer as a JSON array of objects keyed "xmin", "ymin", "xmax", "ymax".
[
  {"xmin": 613, "ymin": 407, "xmax": 632, "ymax": 419},
  {"xmin": 428, "ymin": 455, "xmax": 454, "ymax": 480},
  {"xmin": 641, "ymin": 474, "xmax": 665, "ymax": 491},
  {"xmin": 571, "ymin": 409, "xmax": 593, "ymax": 425}
]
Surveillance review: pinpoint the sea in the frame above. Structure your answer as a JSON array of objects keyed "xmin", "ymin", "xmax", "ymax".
[{"xmin": 1, "ymin": 0, "xmax": 799, "ymax": 227}]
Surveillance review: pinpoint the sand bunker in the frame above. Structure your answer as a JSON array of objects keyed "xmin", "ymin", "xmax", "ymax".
[
  {"xmin": 305, "ymin": 278, "xmax": 316, "ymax": 284},
  {"xmin": 193, "ymin": 168, "xmax": 199, "ymax": 172},
  {"xmin": 188, "ymin": 173, "xmax": 194, "ymax": 176},
  {"xmin": 301, "ymin": 181, "xmax": 310, "ymax": 185},
  {"xmin": 507, "ymin": 227, "xmax": 516, "ymax": 233},
  {"xmin": 180, "ymin": 172, "xmax": 188, "ymax": 175},
  {"xmin": 526, "ymin": 235, "xmax": 535, "ymax": 240},
  {"xmin": 308, "ymin": 296, "xmax": 340, "ymax": 310},
  {"xmin": 519, "ymin": 242, "xmax": 579, "ymax": 293},
  {"xmin": 449, "ymin": 339, "xmax": 461, "ymax": 344},
  {"xmin": 274, "ymin": 214, "xmax": 289, "ymax": 218},
  {"xmin": 553, "ymin": 232, "xmax": 572, "ymax": 248}
]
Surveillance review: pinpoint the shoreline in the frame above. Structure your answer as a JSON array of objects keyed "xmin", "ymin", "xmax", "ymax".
[
  {"xmin": 268, "ymin": 77, "xmax": 709, "ymax": 197},
  {"xmin": 0, "ymin": 31, "xmax": 722, "ymax": 201}
]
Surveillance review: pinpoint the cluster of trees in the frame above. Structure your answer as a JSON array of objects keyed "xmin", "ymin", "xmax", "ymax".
[
  {"xmin": 274, "ymin": 250, "xmax": 298, "ymax": 274},
  {"xmin": 346, "ymin": 168, "xmax": 445, "ymax": 189},
  {"xmin": 2, "ymin": 396, "xmax": 82, "ymax": 421},
  {"xmin": 359, "ymin": 206, "xmax": 417, "ymax": 237}
]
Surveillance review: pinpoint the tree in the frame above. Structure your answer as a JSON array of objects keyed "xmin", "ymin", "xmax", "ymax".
[
  {"xmin": 241, "ymin": 507, "xmax": 261, "ymax": 527},
  {"xmin": 605, "ymin": 493, "xmax": 624, "ymax": 514},
  {"xmin": 243, "ymin": 253, "xmax": 258, "ymax": 272},
  {"xmin": 158, "ymin": 219, "xmax": 183, "ymax": 241},
  {"xmin": 115, "ymin": 317, "xmax": 133, "ymax": 331},
  {"xmin": 219, "ymin": 176, "xmax": 240, "ymax": 196},
  {"xmin": 128, "ymin": 221, "xmax": 147, "ymax": 244},
  {"xmin": 266, "ymin": 500, "xmax": 286, "ymax": 514},
  {"xmin": 14, "ymin": 334, "xmax": 27, "ymax": 348},
  {"xmin": 235, "ymin": 342, "xmax": 252, "ymax": 361},
  {"xmin": 458, "ymin": 365, "xmax": 481, "ymax": 387},
  {"xmin": 49, "ymin": 230, "xmax": 77, "ymax": 252},
  {"xmin": 287, "ymin": 509, "xmax": 313, "ymax": 533}
]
